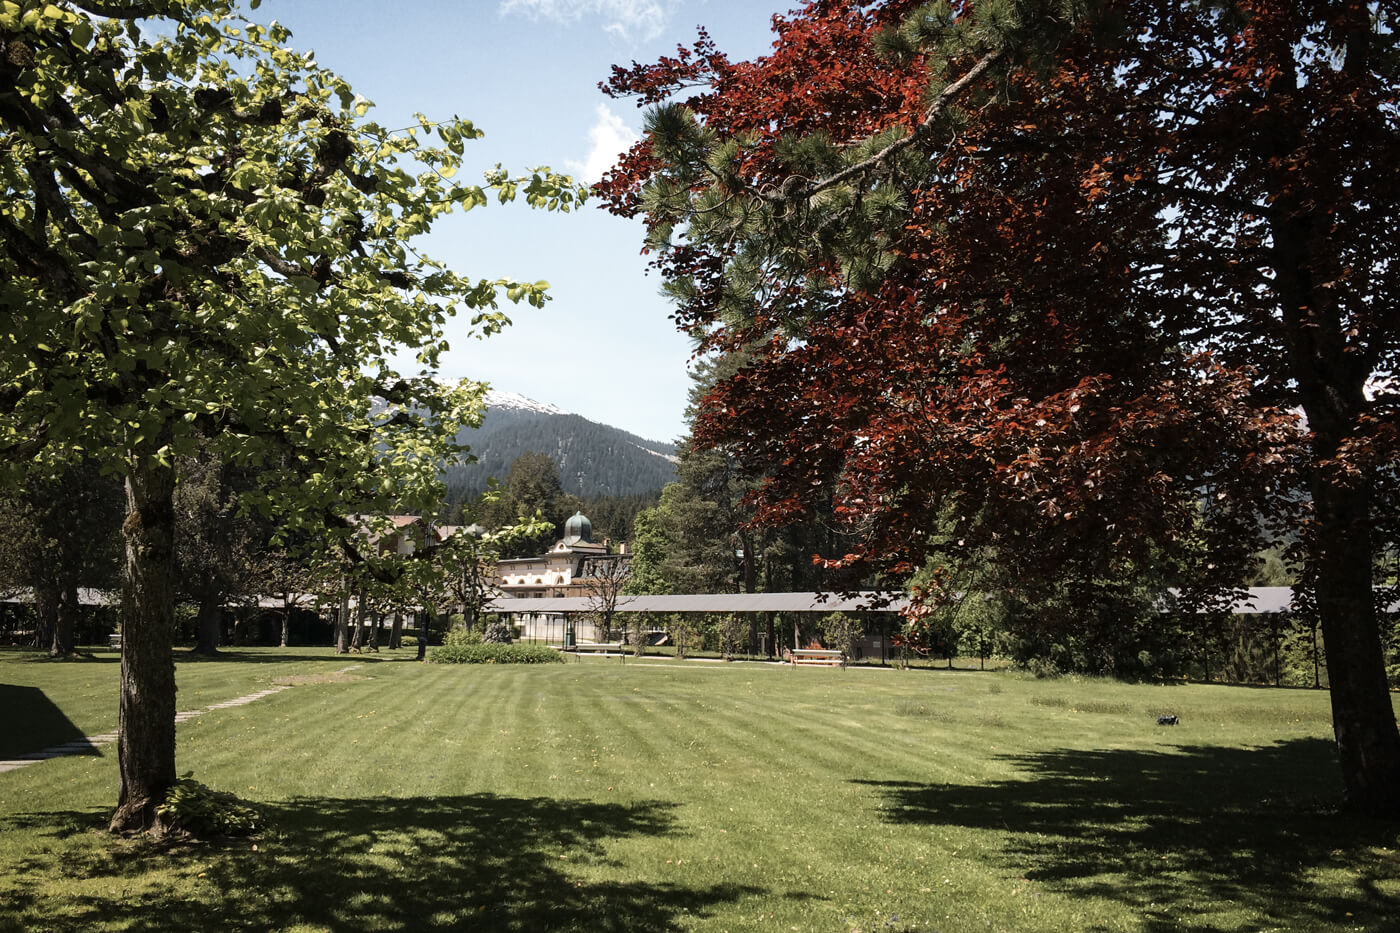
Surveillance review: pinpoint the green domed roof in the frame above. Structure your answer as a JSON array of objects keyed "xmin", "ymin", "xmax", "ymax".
[{"xmin": 563, "ymin": 511, "xmax": 592, "ymax": 546}]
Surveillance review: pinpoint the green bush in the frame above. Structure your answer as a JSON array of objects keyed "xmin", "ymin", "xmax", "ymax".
[
  {"xmin": 156, "ymin": 778, "xmax": 260, "ymax": 838},
  {"xmin": 443, "ymin": 627, "xmax": 482, "ymax": 647},
  {"xmin": 427, "ymin": 643, "xmax": 563, "ymax": 664}
]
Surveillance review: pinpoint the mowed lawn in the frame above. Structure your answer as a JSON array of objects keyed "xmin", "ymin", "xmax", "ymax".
[{"xmin": 1, "ymin": 648, "xmax": 1397, "ymax": 932}]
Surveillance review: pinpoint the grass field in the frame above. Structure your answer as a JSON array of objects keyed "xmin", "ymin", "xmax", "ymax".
[{"xmin": 1, "ymin": 647, "xmax": 1397, "ymax": 932}]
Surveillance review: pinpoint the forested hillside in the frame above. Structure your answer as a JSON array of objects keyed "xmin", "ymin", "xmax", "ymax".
[{"xmin": 443, "ymin": 395, "xmax": 677, "ymax": 502}]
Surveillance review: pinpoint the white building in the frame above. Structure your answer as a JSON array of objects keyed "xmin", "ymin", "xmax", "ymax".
[{"xmin": 496, "ymin": 511, "xmax": 627, "ymax": 599}]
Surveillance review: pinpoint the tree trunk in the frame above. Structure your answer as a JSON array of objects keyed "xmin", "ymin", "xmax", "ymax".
[
  {"xmin": 280, "ymin": 602, "xmax": 290, "ymax": 648},
  {"xmin": 192, "ymin": 595, "xmax": 221, "ymax": 656},
  {"xmin": 349, "ymin": 585, "xmax": 366, "ymax": 651},
  {"xmin": 739, "ymin": 531, "xmax": 755, "ymax": 593},
  {"xmin": 109, "ymin": 454, "xmax": 178, "ymax": 834},
  {"xmin": 1310, "ymin": 474, "xmax": 1400, "ymax": 817},
  {"xmin": 1263, "ymin": 45, "xmax": 1400, "ymax": 814},
  {"xmin": 1311, "ymin": 619, "xmax": 1321, "ymax": 689},
  {"xmin": 53, "ymin": 581, "xmax": 79, "ymax": 657},
  {"xmin": 417, "ymin": 608, "xmax": 431, "ymax": 661},
  {"xmin": 335, "ymin": 586, "xmax": 350, "ymax": 653},
  {"xmin": 369, "ymin": 609, "xmax": 381, "ymax": 652},
  {"xmin": 389, "ymin": 611, "xmax": 403, "ymax": 649},
  {"xmin": 32, "ymin": 581, "xmax": 57, "ymax": 652}
]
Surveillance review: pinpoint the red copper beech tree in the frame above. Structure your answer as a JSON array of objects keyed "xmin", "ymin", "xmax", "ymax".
[{"xmin": 600, "ymin": 0, "xmax": 1400, "ymax": 816}]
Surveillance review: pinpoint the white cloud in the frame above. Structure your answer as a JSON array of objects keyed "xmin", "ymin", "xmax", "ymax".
[
  {"xmin": 499, "ymin": 0, "xmax": 674, "ymax": 43},
  {"xmin": 567, "ymin": 103, "xmax": 640, "ymax": 183}
]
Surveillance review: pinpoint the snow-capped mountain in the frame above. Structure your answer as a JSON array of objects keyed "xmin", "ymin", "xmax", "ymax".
[
  {"xmin": 444, "ymin": 390, "xmax": 679, "ymax": 501},
  {"xmin": 482, "ymin": 389, "xmax": 571, "ymax": 417}
]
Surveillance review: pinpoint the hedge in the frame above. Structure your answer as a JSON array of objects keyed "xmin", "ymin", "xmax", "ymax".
[{"xmin": 426, "ymin": 643, "xmax": 564, "ymax": 665}]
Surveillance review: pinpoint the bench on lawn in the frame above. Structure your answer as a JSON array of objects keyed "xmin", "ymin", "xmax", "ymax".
[
  {"xmin": 789, "ymin": 648, "xmax": 845, "ymax": 668},
  {"xmin": 108, "ymin": 634, "xmax": 122, "ymax": 651},
  {"xmin": 569, "ymin": 642, "xmax": 626, "ymax": 661}
]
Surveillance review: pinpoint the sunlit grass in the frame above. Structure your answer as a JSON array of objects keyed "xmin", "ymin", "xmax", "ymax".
[{"xmin": 1, "ymin": 649, "xmax": 1396, "ymax": 931}]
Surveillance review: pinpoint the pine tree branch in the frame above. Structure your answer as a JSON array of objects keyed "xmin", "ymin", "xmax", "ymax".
[{"xmin": 763, "ymin": 48, "xmax": 1003, "ymax": 206}]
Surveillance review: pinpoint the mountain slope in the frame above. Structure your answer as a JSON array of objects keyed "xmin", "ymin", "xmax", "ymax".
[{"xmin": 443, "ymin": 391, "xmax": 678, "ymax": 501}]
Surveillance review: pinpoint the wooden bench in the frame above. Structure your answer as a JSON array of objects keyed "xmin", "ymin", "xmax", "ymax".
[
  {"xmin": 108, "ymin": 634, "xmax": 122, "ymax": 651},
  {"xmin": 569, "ymin": 642, "xmax": 626, "ymax": 661},
  {"xmin": 789, "ymin": 648, "xmax": 845, "ymax": 668}
]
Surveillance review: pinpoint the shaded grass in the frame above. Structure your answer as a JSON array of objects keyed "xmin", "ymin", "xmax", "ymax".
[{"xmin": 1, "ymin": 654, "xmax": 1397, "ymax": 931}]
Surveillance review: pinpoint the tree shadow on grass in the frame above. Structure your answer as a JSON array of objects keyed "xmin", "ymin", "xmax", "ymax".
[
  {"xmin": 0, "ymin": 684, "xmax": 95, "ymax": 760},
  {"xmin": 856, "ymin": 739, "xmax": 1400, "ymax": 931},
  {"xmin": 2, "ymin": 647, "xmax": 116, "ymax": 663},
  {"xmin": 177, "ymin": 649, "xmax": 398, "ymax": 665},
  {"xmin": 2, "ymin": 793, "xmax": 759, "ymax": 932}
]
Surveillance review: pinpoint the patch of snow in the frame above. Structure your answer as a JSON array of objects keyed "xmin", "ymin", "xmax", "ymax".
[
  {"xmin": 484, "ymin": 389, "xmax": 571, "ymax": 416},
  {"xmin": 633, "ymin": 442, "xmax": 679, "ymax": 465}
]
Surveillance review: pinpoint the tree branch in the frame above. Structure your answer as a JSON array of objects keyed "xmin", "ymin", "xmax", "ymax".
[{"xmin": 763, "ymin": 48, "xmax": 1003, "ymax": 206}]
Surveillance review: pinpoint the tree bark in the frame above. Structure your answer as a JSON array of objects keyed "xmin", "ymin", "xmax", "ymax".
[
  {"xmin": 52, "ymin": 581, "xmax": 78, "ymax": 657},
  {"xmin": 1272, "ymin": 199, "xmax": 1400, "ymax": 815},
  {"xmin": 349, "ymin": 585, "xmax": 366, "ymax": 651},
  {"xmin": 389, "ymin": 611, "xmax": 403, "ymax": 649},
  {"xmin": 192, "ymin": 595, "xmax": 221, "ymax": 655},
  {"xmin": 1263, "ymin": 37, "xmax": 1400, "ymax": 815},
  {"xmin": 32, "ymin": 581, "xmax": 57, "ymax": 652},
  {"xmin": 1310, "ymin": 474, "xmax": 1400, "ymax": 817},
  {"xmin": 335, "ymin": 585, "xmax": 350, "ymax": 653},
  {"xmin": 109, "ymin": 454, "xmax": 178, "ymax": 834}
]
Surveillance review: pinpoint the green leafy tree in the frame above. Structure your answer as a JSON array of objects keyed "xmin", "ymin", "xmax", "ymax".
[
  {"xmin": 507, "ymin": 451, "xmax": 567, "ymax": 517},
  {"xmin": 0, "ymin": 457, "xmax": 123, "ymax": 655},
  {"xmin": 174, "ymin": 448, "xmax": 267, "ymax": 655},
  {"xmin": 254, "ymin": 545, "xmax": 315, "ymax": 649},
  {"xmin": 437, "ymin": 513, "xmax": 553, "ymax": 631},
  {"xmin": 0, "ymin": 0, "xmax": 581, "ymax": 832},
  {"xmin": 624, "ymin": 505, "xmax": 673, "ymax": 595},
  {"xmin": 817, "ymin": 611, "xmax": 863, "ymax": 661}
]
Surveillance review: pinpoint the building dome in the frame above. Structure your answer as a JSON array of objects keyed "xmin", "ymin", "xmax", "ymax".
[{"xmin": 562, "ymin": 510, "xmax": 593, "ymax": 546}]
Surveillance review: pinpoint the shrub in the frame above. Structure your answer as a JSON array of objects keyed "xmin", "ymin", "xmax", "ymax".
[
  {"xmin": 669, "ymin": 615, "xmax": 700, "ymax": 659},
  {"xmin": 818, "ymin": 611, "xmax": 863, "ymax": 658},
  {"xmin": 716, "ymin": 614, "xmax": 747, "ymax": 659},
  {"xmin": 444, "ymin": 627, "xmax": 482, "ymax": 647},
  {"xmin": 427, "ymin": 643, "xmax": 563, "ymax": 664},
  {"xmin": 156, "ymin": 778, "xmax": 260, "ymax": 839}
]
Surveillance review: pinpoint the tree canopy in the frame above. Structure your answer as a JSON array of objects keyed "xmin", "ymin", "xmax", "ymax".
[
  {"xmin": 1, "ymin": 0, "xmax": 582, "ymax": 831},
  {"xmin": 601, "ymin": 0, "xmax": 1400, "ymax": 815}
]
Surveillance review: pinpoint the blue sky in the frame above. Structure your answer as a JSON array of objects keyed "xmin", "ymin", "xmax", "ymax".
[{"xmin": 268, "ymin": 1, "xmax": 793, "ymax": 444}]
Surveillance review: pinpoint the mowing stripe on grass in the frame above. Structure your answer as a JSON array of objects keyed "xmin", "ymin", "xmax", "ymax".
[{"xmin": 0, "ymin": 669, "xmax": 366, "ymax": 773}]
